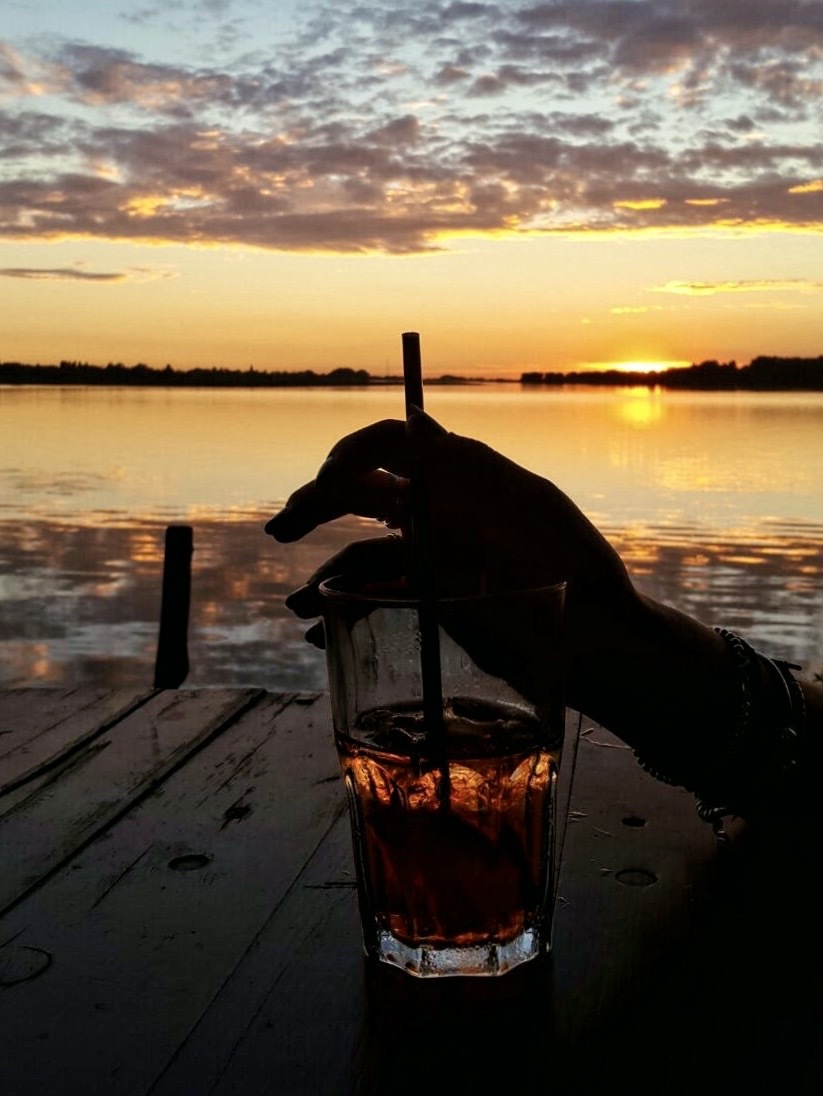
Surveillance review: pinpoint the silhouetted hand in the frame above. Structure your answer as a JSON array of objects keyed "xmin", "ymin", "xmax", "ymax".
[
  {"xmin": 265, "ymin": 411, "xmax": 641, "ymax": 705},
  {"xmin": 268, "ymin": 411, "xmax": 634, "ymax": 590},
  {"xmin": 265, "ymin": 410, "xmax": 823, "ymax": 812}
]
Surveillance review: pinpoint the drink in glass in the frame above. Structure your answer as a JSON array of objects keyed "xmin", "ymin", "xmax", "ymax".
[{"xmin": 321, "ymin": 579, "xmax": 570, "ymax": 977}]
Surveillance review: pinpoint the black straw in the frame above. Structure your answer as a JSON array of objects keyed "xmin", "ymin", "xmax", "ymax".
[
  {"xmin": 401, "ymin": 331, "xmax": 424, "ymax": 417},
  {"xmin": 401, "ymin": 332, "xmax": 449, "ymax": 799}
]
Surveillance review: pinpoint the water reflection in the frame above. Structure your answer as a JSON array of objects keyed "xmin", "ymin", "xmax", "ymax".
[
  {"xmin": 604, "ymin": 519, "xmax": 823, "ymax": 668},
  {"xmin": 3, "ymin": 386, "xmax": 822, "ymax": 687},
  {"xmin": 1, "ymin": 513, "xmax": 821, "ymax": 689}
]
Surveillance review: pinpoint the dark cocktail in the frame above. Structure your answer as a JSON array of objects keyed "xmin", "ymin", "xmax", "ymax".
[{"xmin": 321, "ymin": 580, "xmax": 570, "ymax": 977}]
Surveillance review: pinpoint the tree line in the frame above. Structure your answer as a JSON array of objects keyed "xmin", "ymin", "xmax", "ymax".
[
  {"xmin": 0, "ymin": 361, "xmax": 373, "ymax": 387},
  {"xmin": 521, "ymin": 357, "xmax": 823, "ymax": 390},
  {"xmin": 1, "ymin": 355, "xmax": 822, "ymax": 389}
]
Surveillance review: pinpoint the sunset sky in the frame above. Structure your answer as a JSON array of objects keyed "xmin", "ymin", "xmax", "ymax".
[{"xmin": 2, "ymin": 0, "xmax": 822, "ymax": 376}]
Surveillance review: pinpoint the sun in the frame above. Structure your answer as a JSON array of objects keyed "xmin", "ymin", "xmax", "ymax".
[
  {"xmin": 583, "ymin": 359, "xmax": 691, "ymax": 374},
  {"xmin": 613, "ymin": 359, "xmax": 689, "ymax": 373}
]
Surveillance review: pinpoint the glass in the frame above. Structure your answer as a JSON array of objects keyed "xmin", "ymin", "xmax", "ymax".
[{"xmin": 320, "ymin": 577, "xmax": 573, "ymax": 978}]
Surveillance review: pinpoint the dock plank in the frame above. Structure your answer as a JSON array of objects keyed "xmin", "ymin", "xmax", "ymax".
[
  {"xmin": 0, "ymin": 686, "xmax": 154, "ymax": 797},
  {"xmin": 0, "ymin": 691, "xmax": 348, "ymax": 1095},
  {"xmin": 0, "ymin": 687, "xmax": 264, "ymax": 915},
  {"xmin": 151, "ymin": 810, "xmax": 363, "ymax": 1096}
]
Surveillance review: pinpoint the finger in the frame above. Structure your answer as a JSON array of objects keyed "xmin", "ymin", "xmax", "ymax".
[
  {"xmin": 314, "ymin": 412, "xmax": 449, "ymax": 490},
  {"xmin": 265, "ymin": 480, "xmax": 346, "ymax": 541},
  {"xmin": 315, "ymin": 419, "xmax": 410, "ymax": 490},
  {"xmin": 304, "ymin": 621, "xmax": 326, "ymax": 649},
  {"xmin": 285, "ymin": 536, "xmax": 406, "ymax": 617},
  {"xmin": 266, "ymin": 470, "xmax": 409, "ymax": 542}
]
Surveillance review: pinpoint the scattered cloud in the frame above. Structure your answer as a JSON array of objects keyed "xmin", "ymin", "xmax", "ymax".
[
  {"xmin": 0, "ymin": 267, "xmax": 126, "ymax": 282},
  {"xmin": 1, "ymin": 1, "xmax": 821, "ymax": 253},
  {"xmin": 613, "ymin": 199, "xmax": 667, "ymax": 211},
  {"xmin": 0, "ymin": 265, "xmax": 177, "ymax": 282},
  {"xmin": 653, "ymin": 279, "xmax": 823, "ymax": 296},
  {"xmin": 789, "ymin": 179, "xmax": 823, "ymax": 194},
  {"xmin": 611, "ymin": 305, "xmax": 664, "ymax": 314}
]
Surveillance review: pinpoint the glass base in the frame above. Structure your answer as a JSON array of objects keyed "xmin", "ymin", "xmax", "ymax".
[{"xmin": 368, "ymin": 927, "xmax": 550, "ymax": 978}]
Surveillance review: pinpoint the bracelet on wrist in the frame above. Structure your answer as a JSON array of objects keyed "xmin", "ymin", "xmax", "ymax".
[{"xmin": 632, "ymin": 627, "xmax": 808, "ymax": 834}]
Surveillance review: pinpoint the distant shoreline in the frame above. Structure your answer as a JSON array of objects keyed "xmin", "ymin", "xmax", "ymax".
[
  {"xmin": 0, "ymin": 361, "xmax": 493, "ymax": 388},
  {"xmin": 1, "ymin": 356, "xmax": 822, "ymax": 390}
]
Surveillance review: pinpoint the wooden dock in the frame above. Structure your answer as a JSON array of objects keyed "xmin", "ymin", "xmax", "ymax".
[{"xmin": 1, "ymin": 687, "xmax": 820, "ymax": 1094}]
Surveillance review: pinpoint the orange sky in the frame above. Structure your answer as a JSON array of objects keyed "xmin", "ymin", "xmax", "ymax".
[{"xmin": 2, "ymin": 1, "xmax": 822, "ymax": 375}]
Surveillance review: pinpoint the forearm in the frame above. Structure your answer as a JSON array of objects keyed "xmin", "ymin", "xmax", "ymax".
[
  {"xmin": 568, "ymin": 593, "xmax": 738, "ymax": 753},
  {"xmin": 567, "ymin": 590, "xmax": 822, "ymax": 820}
]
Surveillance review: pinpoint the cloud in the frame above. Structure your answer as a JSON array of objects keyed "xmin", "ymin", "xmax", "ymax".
[
  {"xmin": 789, "ymin": 179, "xmax": 823, "ymax": 195},
  {"xmin": 0, "ymin": 265, "xmax": 176, "ymax": 282},
  {"xmin": 0, "ymin": 0, "xmax": 821, "ymax": 254},
  {"xmin": 0, "ymin": 267, "xmax": 126, "ymax": 282},
  {"xmin": 0, "ymin": 42, "xmax": 28, "ymax": 93},
  {"xmin": 653, "ymin": 279, "xmax": 823, "ymax": 296},
  {"xmin": 610, "ymin": 305, "xmax": 663, "ymax": 314}
]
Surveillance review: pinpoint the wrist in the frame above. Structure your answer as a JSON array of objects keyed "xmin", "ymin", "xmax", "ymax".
[{"xmin": 566, "ymin": 589, "xmax": 740, "ymax": 771}]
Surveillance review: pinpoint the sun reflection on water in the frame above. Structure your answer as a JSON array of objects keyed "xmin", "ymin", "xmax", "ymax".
[{"xmin": 615, "ymin": 388, "xmax": 665, "ymax": 429}]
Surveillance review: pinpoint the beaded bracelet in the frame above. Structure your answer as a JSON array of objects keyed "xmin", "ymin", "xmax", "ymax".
[
  {"xmin": 703, "ymin": 628, "xmax": 808, "ymax": 828},
  {"xmin": 633, "ymin": 627, "xmax": 808, "ymax": 833}
]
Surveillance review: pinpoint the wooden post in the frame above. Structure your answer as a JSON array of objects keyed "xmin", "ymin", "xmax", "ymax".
[{"xmin": 154, "ymin": 524, "xmax": 193, "ymax": 689}]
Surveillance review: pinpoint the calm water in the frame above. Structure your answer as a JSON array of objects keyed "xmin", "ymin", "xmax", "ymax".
[{"xmin": 1, "ymin": 384, "xmax": 822, "ymax": 688}]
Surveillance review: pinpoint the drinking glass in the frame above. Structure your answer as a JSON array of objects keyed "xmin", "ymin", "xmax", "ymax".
[{"xmin": 320, "ymin": 577, "xmax": 574, "ymax": 978}]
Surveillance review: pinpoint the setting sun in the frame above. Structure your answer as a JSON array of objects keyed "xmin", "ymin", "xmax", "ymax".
[
  {"xmin": 587, "ymin": 360, "xmax": 691, "ymax": 374},
  {"xmin": 616, "ymin": 360, "xmax": 691, "ymax": 373}
]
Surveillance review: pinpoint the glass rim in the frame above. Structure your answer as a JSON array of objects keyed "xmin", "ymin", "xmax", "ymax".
[{"xmin": 317, "ymin": 574, "xmax": 567, "ymax": 608}]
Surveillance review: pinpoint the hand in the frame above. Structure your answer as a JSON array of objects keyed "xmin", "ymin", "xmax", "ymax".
[
  {"xmin": 267, "ymin": 411, "xmax": 634, "ymax": 598},
  {"xmin": 266, "ymin": 412, "xmax": 642, "ymax": 706},
  {"xmin": 266, "ymin": 412, "xmax": 823, "ymax": 821}
]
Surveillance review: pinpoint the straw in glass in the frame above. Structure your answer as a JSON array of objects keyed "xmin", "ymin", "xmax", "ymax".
[{"xmin": 401, "ymin": 332, "xmax": 449, "ymax": 800}]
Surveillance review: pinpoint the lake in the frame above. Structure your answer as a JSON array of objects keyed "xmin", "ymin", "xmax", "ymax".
[{"xmin": 1, "ymin": 383, "xmax": 822, "ymax": 690}]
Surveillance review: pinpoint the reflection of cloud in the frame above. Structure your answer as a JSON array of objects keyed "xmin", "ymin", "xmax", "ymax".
[
  {"xmin": 2, "ymin": 512, "xmax": 821, "ymax": 688},
  {"xmin": 603, "ymin": 518, "xmax": 823, "ymax": 668},
  {"xmin": 657, "ymin": 456, "xmax": 796, "ymax": 493},
  {"xmin": 1, "ymin": 1, "xmax": 822, "ymax": 253},
  {"xmin": 0, "ymin": 514, "xmax": 365, "ymax": 688},
  {"xmin": 0, "ymin": 468, "xmax": 120, "ymax": 497}
]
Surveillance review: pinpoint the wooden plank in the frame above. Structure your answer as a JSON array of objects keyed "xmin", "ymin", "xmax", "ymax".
[
  {"xmin": 0, "ymin": 687, "xmax": 154, "ymax": 796},
  {"xmin": 0, "ymin": 691, "xmax": 348, "ymax": 1095},
  {"xmin": 0, "ymin": 687, "xmax": 265, "ymax": 915},
  {"xmin": 553, "ymin": 720, "xmax": 723, "ymax": 1018},
  {"xmin": 151, "ymin": 809, "xmax": 364, "ymax": 1096}
]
